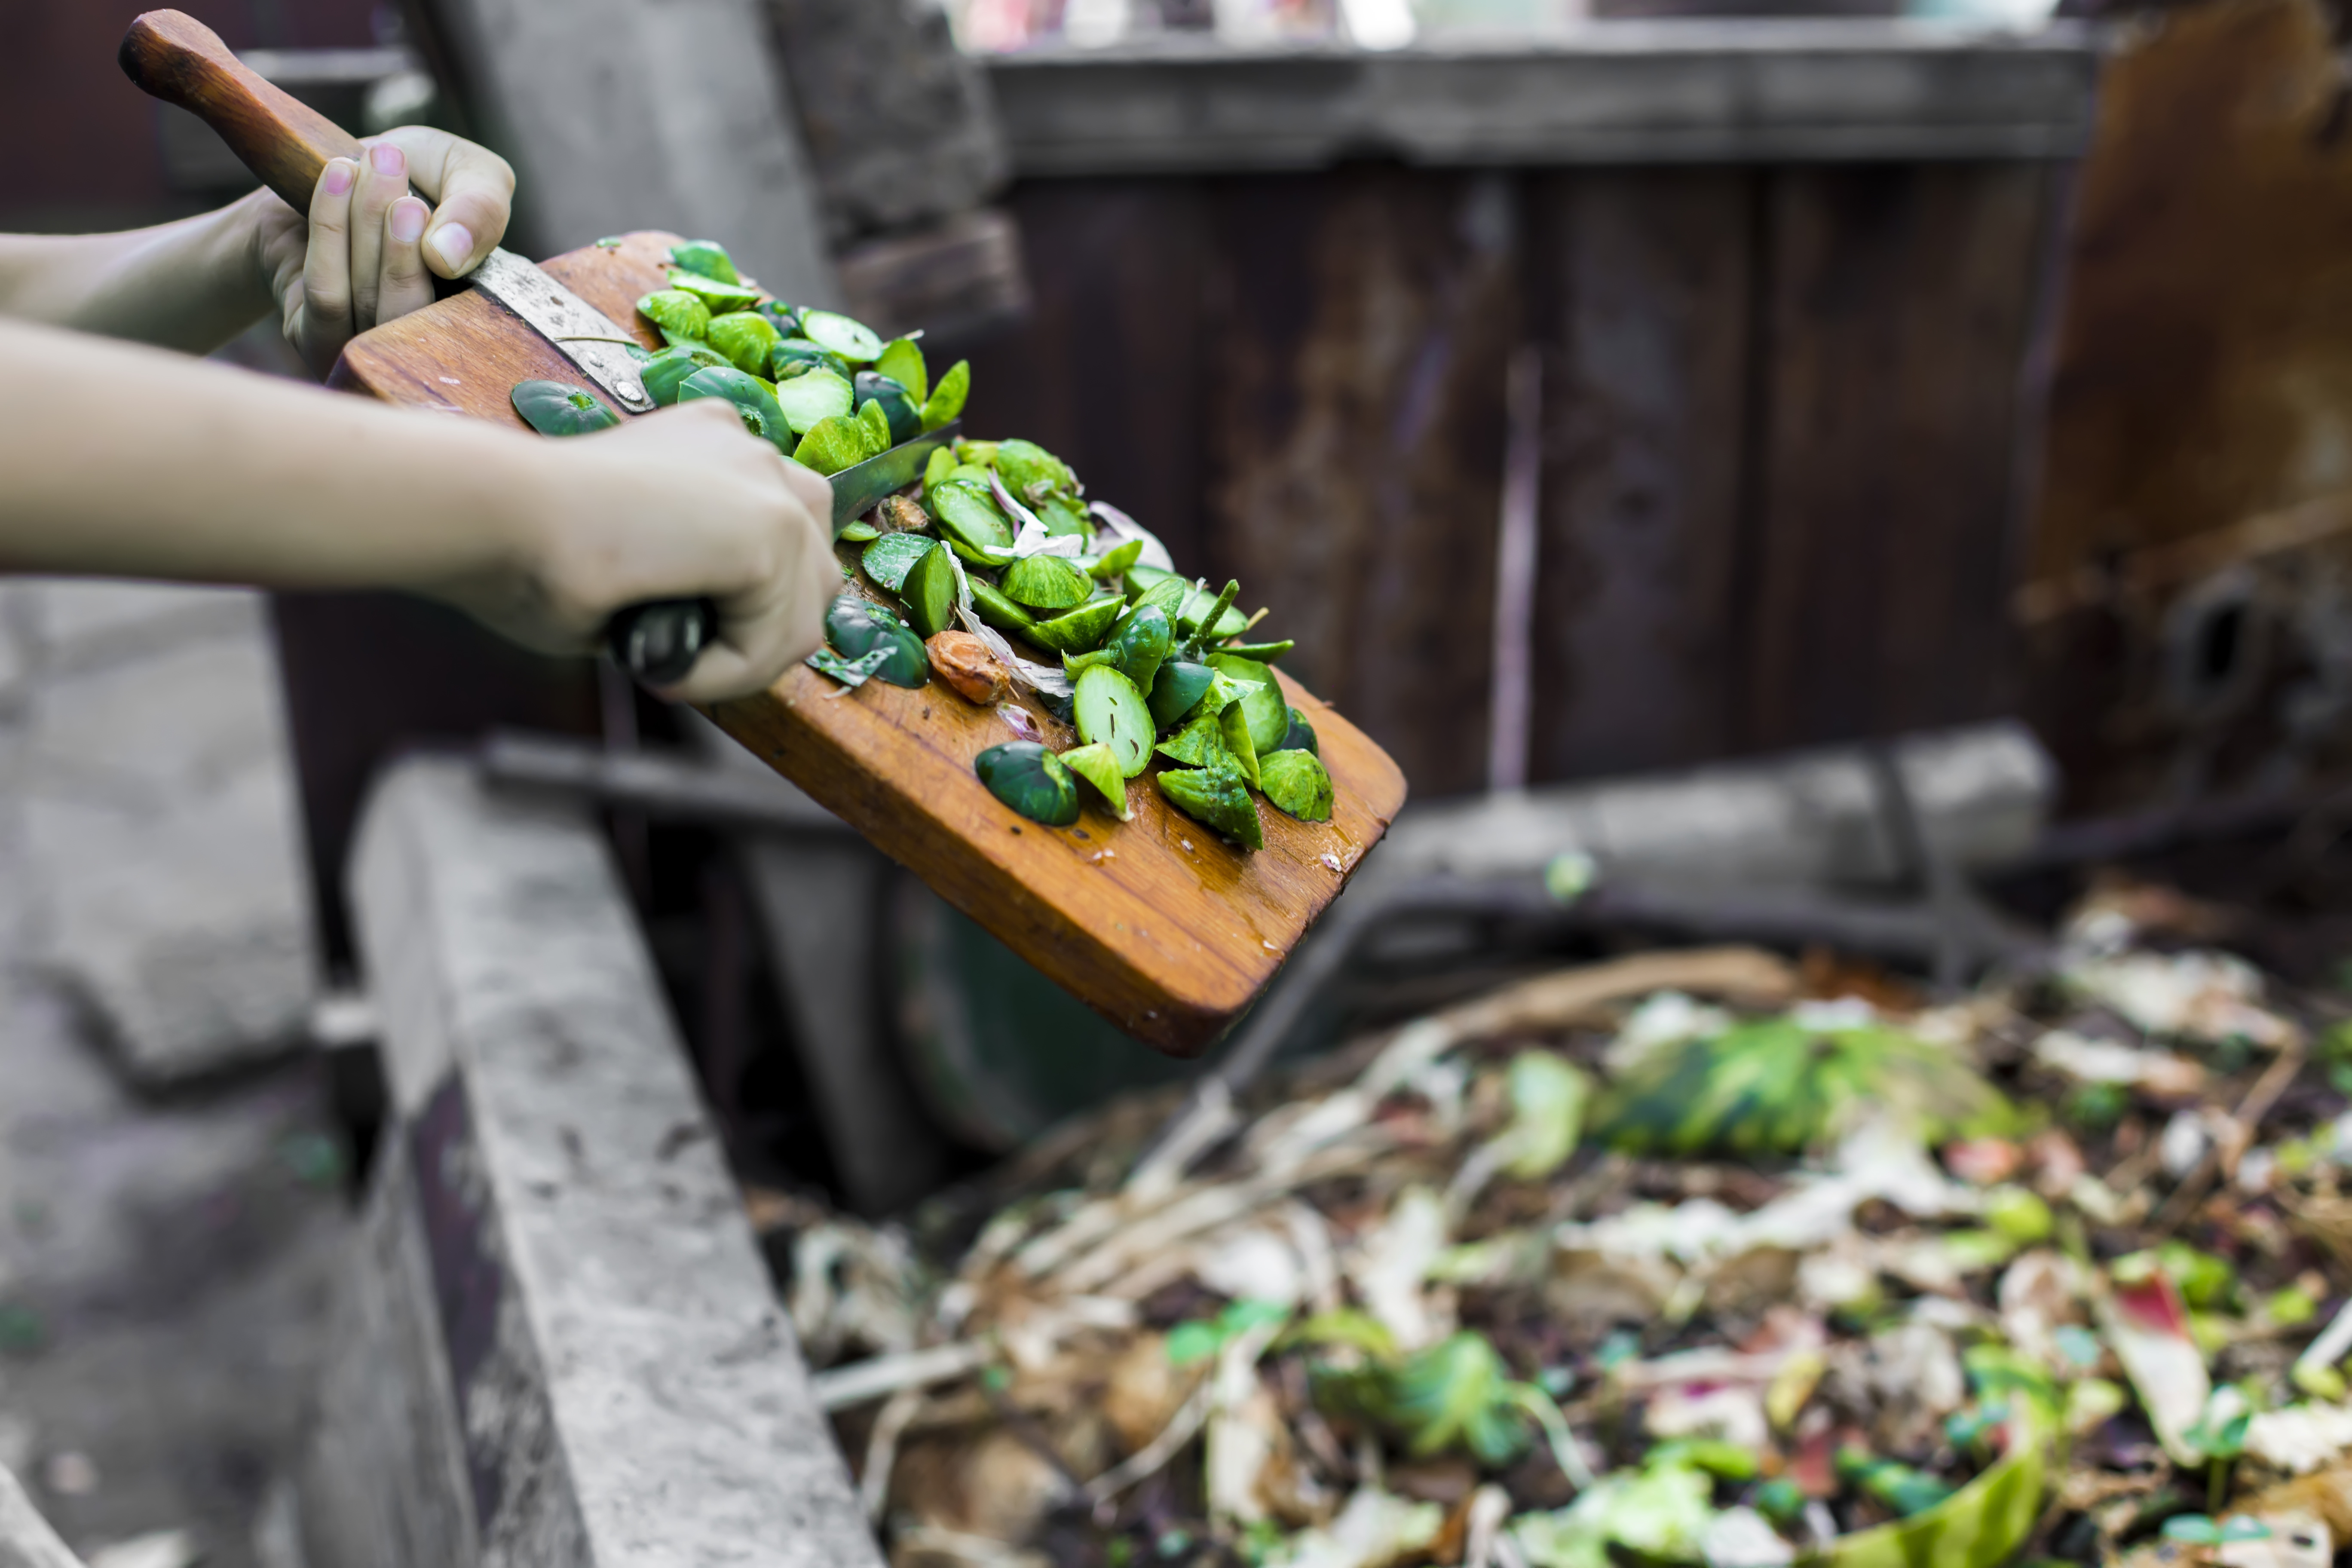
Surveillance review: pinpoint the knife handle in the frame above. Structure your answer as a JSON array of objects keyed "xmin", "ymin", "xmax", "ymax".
[
  {"xmin": 607, "ymin": 599, "xmax": 720, "ymax": 688},
  {"xmin": 120, "ymin": 10, "xmax": 364, "ymax": 214}
]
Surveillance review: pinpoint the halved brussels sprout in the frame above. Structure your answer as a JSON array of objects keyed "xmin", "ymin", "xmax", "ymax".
[
  {"xmin": 707, "ymin": 311, "xmax": 781, "ymax": 377},
  {"xmin": 799, "ymin": 309, "xmax": 886, "ymax": 363},
  {"xmin": 975, "ymin": 742, "xmax": 1078, "ymax": 827},
  {"xmin": 1001, "ymin": 554, "xmax": 1093, "ymax": 612},
  {"xmin": 997, "ymin": 438, "xmax": 1075, "ymax": 502},
  {"xmin": 511, "ymin": 379, "xmax": 618, "ymax": 436},
  {"xmin": 772, "ymin": 368, "xmax": 854, "ymax": 435},
  {"xmin": 793, "ymin": 415, "xmax": 871, "ymax": 477},
  {"xmin": 636, "ymin": 288, "xmax": 711, "ymax": 343},
  {"xmin": 1260, "ymin": 750, "xmax": 1334, "ymax": 821}
]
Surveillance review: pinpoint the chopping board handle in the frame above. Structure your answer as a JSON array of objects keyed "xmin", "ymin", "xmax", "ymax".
[{"xmin": 120, "ymin": 11, "xmax": 365, "ymax": 214}]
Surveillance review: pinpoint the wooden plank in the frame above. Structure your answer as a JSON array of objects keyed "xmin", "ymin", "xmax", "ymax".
[
  {"xmin": 333, "ymin": 233, "xmax": 1406, "ymax": 1056},
  {"xmin": 1522, "ymin": 168, "xmax": 1757, "ymax": 782},
  {"xmin": 1200, "ymin": 166, "xmax": 1519, "ymax": 801},
  {"xmin": 1742, "ymin": 162, "xmax": 2050, "ymax": 752}
]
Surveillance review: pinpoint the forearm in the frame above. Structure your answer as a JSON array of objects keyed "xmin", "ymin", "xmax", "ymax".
[
  {"xmin": 0, "ymin": 196, "xmax": 273, "ymax": 353},
  {"xmin": 0, "ymin": 315, "xmax": 544, "ymax": 589}
]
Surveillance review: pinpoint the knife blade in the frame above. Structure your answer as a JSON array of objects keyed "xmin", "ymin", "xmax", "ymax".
[{"xmin": 467, "ymin": 249, "xmax": 656, "ymax": 415}]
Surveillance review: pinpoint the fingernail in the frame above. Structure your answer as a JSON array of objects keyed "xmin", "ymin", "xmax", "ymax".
[
  {"xmin": 370, "ymin": 142, "xmax": 405, "ymax": 178},
  {"xmin": 322, "ymin": 159, "xmax": 355, "ymax": 196},
  {"xmin": 429, "ymin": 223, "xmax": 473, "ymax": 271},
  {"xmin": 389, "ymin": 198, "xmax": 428, "ymax": 245}
]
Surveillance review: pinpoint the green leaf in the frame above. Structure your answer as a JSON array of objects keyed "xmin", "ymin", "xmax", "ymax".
[
  {"xmin": 998, "ymin": 438, "xmax": 1077, "ymax": 502},
  {"xmin": 772, "ymin": 338, "xmax": 851, "ymax": 382},
  {"xmin": 509, "ymin": 379, "xmax": 619, "ymax": 436},
  {"xmin": 799, "ymin": 309, "xmax": 886, "ymax": 363},
  {"xmin": 1498, "ymin": 1051, "xmax": 1588, "ymax": 1179},
  {"xmin": 922, "ymin": 359, "xmax": 971, "ymax": 431},
  {"xmin": 968, "ymin": 580, "xmax": 1039, "ymax": 640},
  {"xmin": 668, "ymin": 239, "xmax": 739, "ymax": 283},
  {"xmin": 1156, "ymin": 706, "xmax": 1231, "ymax": 769},
  {"xmin": 806, "ymin": 645, "xmax": 894, "ymax": 688},
  {"xmin": 823, "ymin": 593, "xmax": 927, "ymax": 688},
  {"xmin": 862, "ymin": 533, "xmax": 937, "ymax": 594},
  {"xmin": 1218, "ymin": 699, "xmax": 1262, "ymax": 788},
  {"xmin": 1148, "ymin": 661, "xmax": 1217, "ymax": 729},
  {"xmin": 1090, "ymin": 539, "xmax": 1144, "ymax": 580},
  {"xmin": 876, "ymin": 337, "xmax": 929, "ymax": 404}
]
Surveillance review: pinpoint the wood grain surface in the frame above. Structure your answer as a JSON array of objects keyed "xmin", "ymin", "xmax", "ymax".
[{"xmin": 331, "ymin": 231, "xmax": 1406, "ymax": 1054}]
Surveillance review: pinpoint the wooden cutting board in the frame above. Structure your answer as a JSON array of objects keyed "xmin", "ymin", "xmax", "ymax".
[{"xmin": 125, "ymin": 11, "xmax": 1407, "ymax": 1055}]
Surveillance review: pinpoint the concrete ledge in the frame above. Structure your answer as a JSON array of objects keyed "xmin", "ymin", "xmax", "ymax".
[
  {"xmin": 300, "ymin": 757, "xmax": 876, "ymax": 1568},
  {"xmin": 986, "ymin": 21, "xmax": 2102, "ymax": 173}
]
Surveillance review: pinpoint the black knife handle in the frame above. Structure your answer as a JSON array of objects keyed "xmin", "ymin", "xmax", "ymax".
[{"xmin": 606, "ymin": 598, "xmax": 718, "ymax": 686}]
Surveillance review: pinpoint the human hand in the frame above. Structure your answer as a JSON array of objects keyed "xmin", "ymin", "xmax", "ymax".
[
  {"xmin": 252, "ymin": 126, "xmax": 514, "ymax": 377},
  {"xmin": 438, "ymin": 400, "xmax": 839, "ymax": 703}
]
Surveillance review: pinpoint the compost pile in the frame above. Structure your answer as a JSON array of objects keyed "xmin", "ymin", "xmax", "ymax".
[{"xmin": 756, "ymin": 880, "xmax": 2352, "ymax": 1568}]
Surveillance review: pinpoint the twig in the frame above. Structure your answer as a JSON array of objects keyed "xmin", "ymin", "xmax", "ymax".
[
  {"xmin": 1086, "ymin": 1375, "xmax": 1216, "ymax": 1512},
  {"xmin": 2152, "ymin": 1043, "xmax": 2305, "ymax": 1236},
  {"xmin": 861, "ymin": 1387, "xmax": 925, "ymax": 1520},
  {"xmin": 814, "ymin": 1341, "xmax": 992, "ymax": 1411}
]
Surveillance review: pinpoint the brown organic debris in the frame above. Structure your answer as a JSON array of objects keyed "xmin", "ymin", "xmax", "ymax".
[{"xmin": 928, "ymin": 631, "xmax": 1014, "ymax": 705}]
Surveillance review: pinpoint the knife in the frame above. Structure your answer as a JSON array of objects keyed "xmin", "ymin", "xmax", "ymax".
[{"xmin": 609, "ymin": 419, "xmax": 963, "ymax": 685}]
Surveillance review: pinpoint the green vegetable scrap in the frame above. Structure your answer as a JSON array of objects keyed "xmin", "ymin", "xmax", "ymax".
[
  {"xmin": 636, "ymin": 233, "xmax": 1341, "ymax": 848},
  {"xmin": 636, "ymin": 288, "xmax": 711, "ymax": 344},
  {"xmin": 974, "ymin": 741, "xmax": 1078, "ymax": 827},
  {"xmin": 510, "ymin": 379, "xmax": 618, "ymax": 436},
  {"xmin": 1595, "ymin": 1012, "xmax": 2015, "ymax": 1156},
  {"xmin": 799, "ymin": 308, "xmax": 885, "ymax": 363},
  {"xmin": 707, "ymin": 310, "xmax": 780, "ymax": 376},
  {"xmin": 668, "ymin": 239, "xmax": 738, "ymax": 284}
]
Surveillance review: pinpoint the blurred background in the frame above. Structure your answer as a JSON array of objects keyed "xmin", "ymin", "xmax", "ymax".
[{"xmin": 9, "ymin": 0, "xmax": 2352, "ymax": 1559}]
